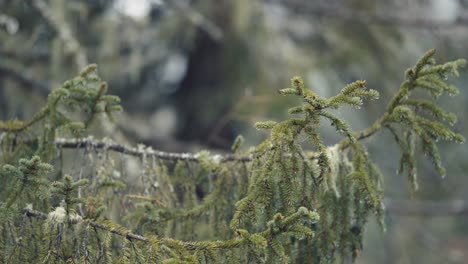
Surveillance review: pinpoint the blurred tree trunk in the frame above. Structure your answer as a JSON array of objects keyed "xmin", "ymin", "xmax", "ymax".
[{"xmin": 174, "ymin": 0, "xmax": 255, "ymax": 148}]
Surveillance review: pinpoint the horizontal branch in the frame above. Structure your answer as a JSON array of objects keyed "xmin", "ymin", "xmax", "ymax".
[
  {"xmin": 24, "ymin": 208, "xmax": 149, "ymax": 242},
  {"xmin": 23, "ymin": 208, "xmax": 245, "ymax": 248},
  {"xmin": 55, "ymin": 137, "xmax": 253, "ymax": 163},
  {"xmin": 23, "ymin": 199, "xmax": 468, "ymax": 244}
]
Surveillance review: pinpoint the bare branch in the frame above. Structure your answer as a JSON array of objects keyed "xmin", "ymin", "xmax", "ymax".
[{"xmin": 55, "ymin": 137, "xmax": 252, "ymax": 163}]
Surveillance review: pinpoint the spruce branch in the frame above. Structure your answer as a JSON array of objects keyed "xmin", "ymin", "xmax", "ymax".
[
  {"xmin": 338, "ymin": 49, "xmax": 465, "ymax": 183},
  {"xmin": 51, "ymin": 175, "xmax": 88, "ymax": 215},
  {"xmin": 2, "ymin": 49, "xmax": 465, "ymax": 263},
  {"xmin": 0, "ymin": 64, "xmax": 122, "ymax": 134},
  {"xmin": 339, "ymin": 50, "xmax": 464, "ymax": 145},
  {"xmin": 52, "ymin": 50, "xmax": 464, "ymax": 185},
  {"xmin": 1, "ymin": 155, "xmax": 53, "ymax": 208},
  {"xmin": 33, "ymin": 50, "xmax": 458, "ymax": 167},
  {"xmin": 48, "ymin": 50, "xmax": 463, "ymax": 199},
  {"xmin": 23, "ymin": 206, "xmax": 318, "ymax": 253}
]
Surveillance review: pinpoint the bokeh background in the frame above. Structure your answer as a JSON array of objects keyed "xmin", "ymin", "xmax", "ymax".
[{"xmin": 1, "ymin": 0, "xmax": 468, "ymax": 263}]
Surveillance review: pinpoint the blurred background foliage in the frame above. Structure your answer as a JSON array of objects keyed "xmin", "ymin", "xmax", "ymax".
[{"xmin": 1, "ymin": 0, "xmax": 468, "ymax": 262}]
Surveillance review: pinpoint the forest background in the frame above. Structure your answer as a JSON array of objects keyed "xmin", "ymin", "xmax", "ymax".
[{"xmin": 1, "ymin": 0, "xmax": 468, "ymax": 263}]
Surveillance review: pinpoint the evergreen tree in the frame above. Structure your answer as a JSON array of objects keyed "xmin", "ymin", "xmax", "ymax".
[{"xmin": 0, "ymin": 49, "xmax": 465, "ymax": 263}]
